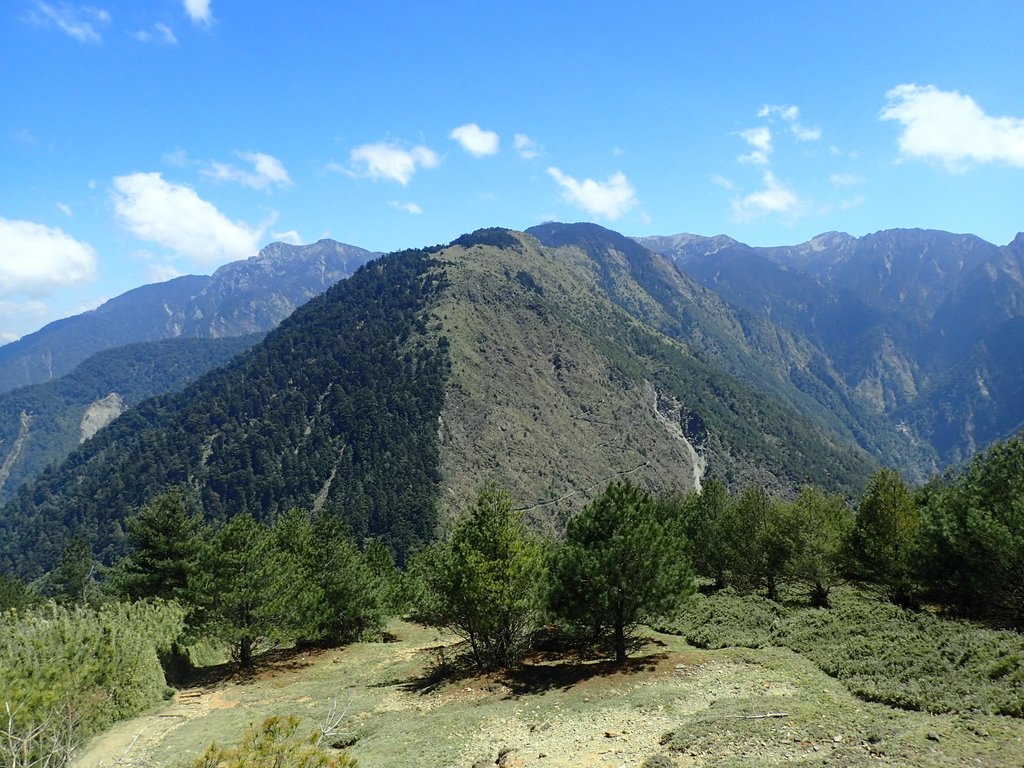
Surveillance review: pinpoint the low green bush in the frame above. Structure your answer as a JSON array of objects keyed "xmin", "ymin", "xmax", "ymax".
[
  {"xmin": 665, "ymin": 587, "xmax": 1024, "ymax": 716},
  {"xmin": 0, "ymin": 599, "xmax": 185, "ymax": 764},
  {"xmin": 188, "ymin": 715, "xmax": 357, "ymax": 768}
]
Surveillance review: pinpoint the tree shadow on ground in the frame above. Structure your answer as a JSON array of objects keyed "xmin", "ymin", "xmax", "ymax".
[
  {"xmin": 181, "ymin": 644, "xmax": 324, "ymax": 689},
  {"xmin": 389, "ymin": 633, "xmax": 670, "ymax": 698}
]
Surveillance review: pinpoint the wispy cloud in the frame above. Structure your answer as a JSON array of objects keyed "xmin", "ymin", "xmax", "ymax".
[
  {"xmin": 203, "ymin": 151, "xmax": 292, "ymax": 190},
  {"xmin": 147, "ymin": 263, "xmax": 185, "ymax": 282},
  {"xmin": 339, "ymin": 142, "xmax": 440, "ymax": 185},
  {"xmin": 271, "ymin": 230, "xmax": 303, "ymax": 245},
  {"xmin": 829, "ymin": 173, "xmax": 864, "ymax": 187},
  {"xmin": 737, "ymin": 126, "xmax": 772, "ymax": 165},
  {"xmin": 132, "ymin": 22, "xmax": 177, "ymax": 44},
  {"xmin": 111, "ymin": 172, "xmax": 263, "ymax": 266},
  {"xmin": 731, "ymin": 171, "xmax": 803, "ymax": 221},
  {"xmin": 547, "ymin": 167, "xmax": 637, "ymax": 221},
  {"xmin": 881, "ymin": 83, "xmax": 1024, "ymax": 171},
  {"xmin": 0, "ymin": 300, "xmax": 48, "ymax": 342},
  {"xmin": 0, "ymin": 218, "xmax": 97, "ymax": 297},
  {"xmin": 450, "ymin": 123, "xmax": 500, "ymax": 157},
  {"xmin": 27, "ymin": 2, "xmax": 111, "ymax": 43},
  {"xmin": 758, "ymin": 104, "xmax": 821, "ymax": 141},
  {"xmin": 514, "ymin": 133, "xmax": 540, "ymax": 159},
  {"xmin": 183, "ymin": 0, "xmax": 213, "ymax": 26},
  {"xmin": 56, "ymin": 202, "xmax": 73, "ymax": 217},
  {"xmin": 388, "ymin": 201, "xmax": 423, "ymax": 215},
  {"xmin": 710, "ymin": 174, "xmax": 736, "ymax": 191}
]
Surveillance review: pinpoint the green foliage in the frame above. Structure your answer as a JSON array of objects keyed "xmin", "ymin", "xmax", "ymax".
[
  {"xmin": 416, "ymin": 484, "xmax": 547, "ymax": 669},
  {"xmin": 46, "ymin": 534, "xmax": 104, "ymax": 608},
  {"xmin": 673, "ymin": 477, "xmax": 735, "ymax": 590},
  {"xmin": 550, "ymin": 479, "xmax": 694, "ymax": 662},
  {"xmin": 848, "ymin": 468, "xmax": 921, "ymax": 607},
  {"xmin": 668, "ymin": 587, "xmax": 1024, "ymax": 716},
  {"xmin": 188, "ymin": 513, "xmax": 306, "ymax": 669},
  {"xmin": 781, "ymin": 486, "xmax": 854, "ymax": 607},
  {"xmin": 0, "ymin": 600, "xmax": 184, "ymax": 763},
  {"xmin": 109, "ymin": 489, "xmax": 202, "ymax": 603},
  {"xmin": 272, "ymin": 509, "xmax": 391, "ymax": 646},
  {"xmin": 188, "ymin": 715, "xmax": 357, "ymax": 768},
  {"xmin": 724, "ymin": 485, "xmax": 792, "ymax": 602},
  {"xmin": 918, "ymin": 436, "xmax": 1024, "ymax": 626},
  {"xmin": 0, "ymin": 574, "xmax": 39, "ymax": 613}
]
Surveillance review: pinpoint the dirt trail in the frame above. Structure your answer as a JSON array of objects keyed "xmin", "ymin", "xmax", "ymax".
[{"xmin": 73, "ymin": 686, "xmax": 238, "ymax": 767}]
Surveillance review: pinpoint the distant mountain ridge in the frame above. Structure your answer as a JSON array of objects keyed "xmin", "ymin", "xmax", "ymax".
[
  {"xmin": 0, "ymin": 239, "xmax": 379, "ymax": 394},
  {"xmin": 638, "ymin": 227, "xmax": 1024, "ymax": 467}
]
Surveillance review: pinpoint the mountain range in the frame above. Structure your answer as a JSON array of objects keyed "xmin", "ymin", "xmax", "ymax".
[
  {"xmin": 1, "ymin": 223, "xmax": 1022, "ymax": 577},
  {"xmin": 0, "ymin": 239, "xmax": 378, "ymax": 395},
  {"xmin": 637, "ymin": 228, "xmax": 1024, "ymax": 467}
]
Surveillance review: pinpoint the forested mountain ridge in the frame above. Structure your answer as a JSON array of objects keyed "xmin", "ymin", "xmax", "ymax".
[
  {"xmin": 0, "ymin": 239, "xmax": 378, "ymax": 394},
  {"xmin": 0, "ymin": 250, "xmax": 448, "ymax": 577},
  {"xmin": 638, "ymin": 227, "xmax": 1024, "ymax": 468},
  {"xmin": 0, "ymin": 228, "xmax": 876, "ymax": 577},
  {"xmin": 0, "ymin": 334, "xmax": 262, "ymax": 501}
]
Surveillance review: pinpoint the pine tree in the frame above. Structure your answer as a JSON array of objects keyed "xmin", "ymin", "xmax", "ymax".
[
  {"xmin": 550, "ymin": 479, "xmax": 693, "ymax": 663},
  {"xmin": 782, "ymin": 486, "xmax": 854, "ymax": 607},
  {"xmin": 188, "ymin": 513, "xmax": 305, "ymax": 668},
  {"xmin": 848, "ymin": 468, "xmax": 921, "ymax": 607},
  {"xmin": 417, "ymin": 484, "xmax": 547, "ymax": 669},
  {"xmin": 110, "ymin": 489, "xmax": 202, "ymax": 602}
]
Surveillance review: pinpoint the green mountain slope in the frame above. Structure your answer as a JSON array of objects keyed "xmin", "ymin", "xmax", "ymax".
[
  {"xmin": 435, "ymin": 229, "xmax": 873, "ymax": 524},
  {"xmin": 0, "ymin": 251, "xmax": 448, "ymax": 577},
  {"xmin": 0, "ymin": 334, "xmax": 262, "ymax": 501},
  {"xmin": 534, "ymin": 224, "xmax": 926, "ymax": 478}
]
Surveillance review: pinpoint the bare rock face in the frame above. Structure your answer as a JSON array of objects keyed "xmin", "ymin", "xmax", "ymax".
[{"xmin": 80, "ymin": 392, "xmax": 125, "ymax": 443}]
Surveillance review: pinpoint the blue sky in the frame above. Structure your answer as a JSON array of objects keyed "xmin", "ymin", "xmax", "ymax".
[{"xmin": 2, "ymin": 0, "xmax": 1023, "ymax": 342}]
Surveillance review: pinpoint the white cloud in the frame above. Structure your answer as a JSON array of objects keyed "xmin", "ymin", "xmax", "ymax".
[
  {"xmin": 738, "ymin": 126, "xmax": 772, "ymax": 165},
  {"xmin": 28, "ymin": 2, "xmax": 111, "ymax": 43},
  {"xmin": 731, "ymin": 171, "xmax": 803, "ymax": 221},
  {"xmin": 343, "ymin": 142, "xmax": 440, "ymax": 185},
  {"xmin": 758, "ymin": 104, "xmax": 821, "ymax": 142},
  {"xmin": 56, "ymin": 202, "xmax": 73, "ymax": 216},
  {"xmin": 710, "ymin": 174, "xmax": 736, "ymax": 191},
  {"xmin": 271, "ymin": 230, "xmax": 303, "ymax": 245},
  {"xmin": 147, "ymin": 264, "xmax": 185, "ymax": 282},
  {"xmin": 133, "ymin": 22, "xmax": 177, "ymax": 44},
  {"xmin": 0, "ymin": 300, "xmax": 48, "ymax": 321},
  {"xmin": 450, "ymin": 123, "xmax": 500, "ymax": 157},
  {"xmin": 111, "ymin": 172, "xmax": 262, "ymax": 266},
  {"xmin": 388, "ymin": 201, "xmax": 423, "ymax": 215},
  {"xmin": 547, "ymin": 167, "xmax": 637, "ymax": 221},
  {"xmin": 0, "ymin": 218, "xmax": 97, "ymax": 297},
  {"xmin": 830, "ymin": 173, "xmax": 864, "ymax": 187},
  {"xmin": 881, "ymin": 83, "xmax": 1024, "ymax": 171},
  {"xmin": 514, "ymin": 133, "xmax": 540, "ymax": 159},
  {"xmin": 183, "ymin": 0, "xmax": 212, "ymax": 26},
  {"xmin": 203, "ymin": 151, "xmax": 292, "ymax": 190}
]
